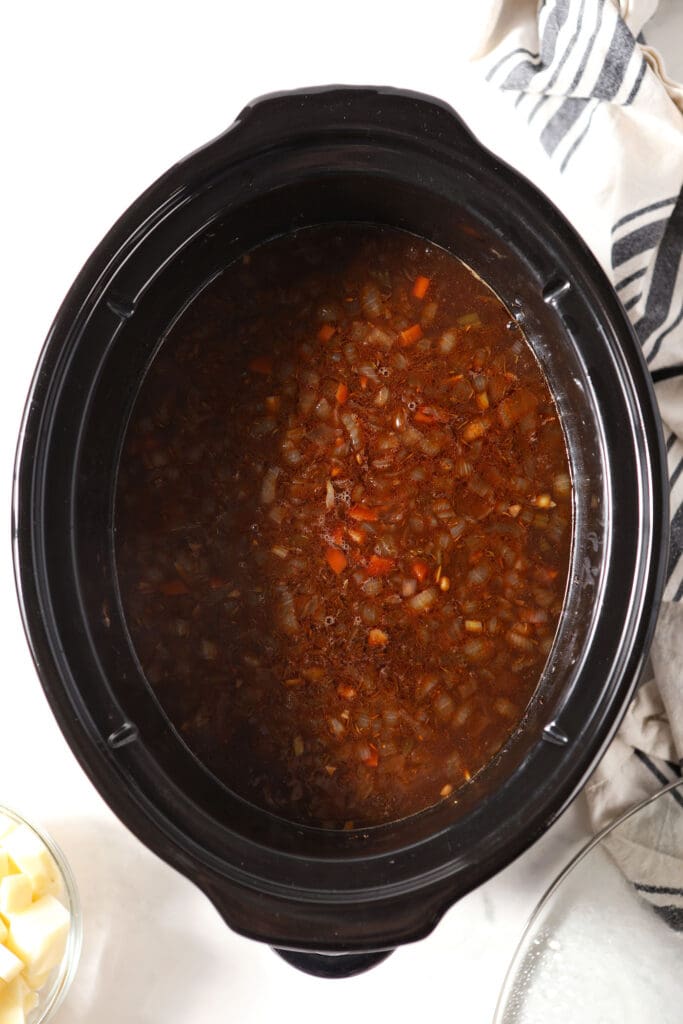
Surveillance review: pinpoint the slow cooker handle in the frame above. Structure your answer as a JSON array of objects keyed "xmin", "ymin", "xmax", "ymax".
[
  {"xmin": 197, "ymin": 85, "xmax": 485, "ymax": 169},
  {"xmin": 273, "ymin": 947, "xmax": 393, "ymax": 978}
]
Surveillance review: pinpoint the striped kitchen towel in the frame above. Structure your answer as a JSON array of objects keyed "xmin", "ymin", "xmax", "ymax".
[{"xmin": 471, "ymin": 0, "xmax": 683, "ymax": 918}]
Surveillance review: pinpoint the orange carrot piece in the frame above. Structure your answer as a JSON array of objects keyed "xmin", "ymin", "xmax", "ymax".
[
  {"xmin": 414, "ymin": 405, "xmax": 448, "ymax": 425},
  {"xmin": 462, "ymin": 416, "xmax": 491, "ymax": 442},
  {"xmin": 336, "ymin": 382, "xmax": 349, "ymax": 404},
  {"xmin": 318, "ymin": 323, "xmax": 336, "ymax": 342},
  {"xmin": 413, "ymin": 275, "xmax": 430, "ymax": 300},
  {"xmin": 363, "ymin": 741, "xmax": 380, "ymax": 766},
  {"xmin": 248, "ymin": 356, "xmax": 273, "ymax": 375},
  {"xmin": 337, "ymin": 684, "xmax": 357, "ymax": 700},
  {"xmin": 400, "ymin": 323, "xmax": 423, "ymax": 346},
  {"xmin": 366, "ymin": 555, "xmax": 395, "ymax": 577},
  {"xmin": 331, "ymin": 524, "xmax": 345, "ymax": 547},
  {"xmin": 411, "ymin": 559, "xmax": 430, "ymax": 583},
  {"xmin": 360, "ymin": 375, "xmax": 369, "ymax": 390},
  {"xmin": 330, "ymin": 465, "xmax": 343, "ymax": 478},
  {"xmin": 159, "ymin": 579, "xmax": 189, "ymax": 596},
  {"xmin": 325, "ymin": 546, "xmax": 347, "ymax": 574},
  {"xmin": 348, "ymin": 504, "xmax": 380, "ymax": 522},
  {"xmin": 414, "ymin": 409, "xmax": 435, "ymax": 425}
]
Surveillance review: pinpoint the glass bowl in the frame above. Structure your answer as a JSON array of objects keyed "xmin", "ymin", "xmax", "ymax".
[
  {"xmin": 0, "ymin": 804, "xmax": 82, "ymax": 1023},
  {"xmin": 495, "ymin": 778, "xmax": 683, "ymax": 1024}
]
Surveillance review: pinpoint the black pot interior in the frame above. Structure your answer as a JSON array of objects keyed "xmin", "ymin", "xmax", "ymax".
[
  {"xmin": 70, "ymin": 175, "xmax": 608, "ymax": 847},
  {"xmin": 20, "ymin": 89, "xmax": 664, "ymax": 951}
]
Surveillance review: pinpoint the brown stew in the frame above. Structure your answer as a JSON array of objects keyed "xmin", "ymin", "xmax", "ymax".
[{"xmin": 115, "ymin": 224, "xmax": 572, "ymax": 828}]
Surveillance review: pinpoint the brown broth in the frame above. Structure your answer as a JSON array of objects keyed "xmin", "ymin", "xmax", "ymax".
[{"xmin": 115, "ymin": 224, "xmax": 572, "ymax": 828}]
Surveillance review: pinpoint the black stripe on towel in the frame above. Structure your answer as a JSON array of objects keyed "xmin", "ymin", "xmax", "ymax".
[
  {"xmin": 501, "ymin": 0, "xmax": 571, "ymax": 89},
  {"xmin": 529, "ymin": 0, "xmax": 597, "ymax": 125},
  {"xmin": 671, "ymin": 457, "xmax": 683, "ymax": 491},
  {"xmin": 636, "ymin": 883, "xmax": 683, "ymax": 896},
  {"xmin": 653, "ymin": 905, "xmax": 683, "ymax": 931},
  {"xmin": 540, "ymin": 97, "xmax": 589, "ymax": 155},
  {"xmin": 623, "ymin": 292, "xmax": 642, "ymax": 312},
  {"xmin": 486, "ymin": 47, "xmax": 541, "ymax": 83},
  {"xmin": 634, "ymin": 187, "xmax": 683, "ymax": 343},
  {"xmin": 592, "ymin": 15, "xmax": 636, "ymax": 100},
  {"xmin": 612, "ymin": 197, "xmax": 678, "ymax": 233},
  {"xmin": 651, "ymin": 365, "xmax": 683, "ymax": 383},
  {"xmin": 612, "ymin": 219, "xmax": 669, "ymax": 268},
  {"xmin": 633, "ymin": 749, "xmax": 683, "ymax": 807},
  {"xmin": 625, "ymin": 57, "xmax": 647, "ymax": 105},
  {"xmin": 676, "ymin": 575, "xmax": 683, "ymax": 602},
  {"xmin": 541, "ymin": 13, "xmax": 636, "ymax": 155},
  {"xmin": 665, "ymin": 503, "xmax": 682, "ymax": 581},
  {"xmin": 616, "ymin": 267, "xmax": 647, "ymax": 291},
  {"xmin": 646, "ymin": 302, "xmax": 683, "ymax": 364},
  {"xmin": 559, "ymin": 99, "xmax": 599, "ymax": 172}
]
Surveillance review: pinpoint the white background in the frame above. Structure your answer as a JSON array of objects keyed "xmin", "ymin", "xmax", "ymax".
[{"xmin": 1, "ymin": 3, "xmax": 680, "ymax": 1022}]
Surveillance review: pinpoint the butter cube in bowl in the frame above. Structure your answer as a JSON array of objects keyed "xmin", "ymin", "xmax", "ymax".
[{"xmin": 0, "ymin": 807, "xmax": 81, "ymax": 1023}]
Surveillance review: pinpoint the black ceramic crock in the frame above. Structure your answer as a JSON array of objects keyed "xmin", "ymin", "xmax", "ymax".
[{"xmin": 13, "ymin": 87, "xmax": 668, "ymax": 978}]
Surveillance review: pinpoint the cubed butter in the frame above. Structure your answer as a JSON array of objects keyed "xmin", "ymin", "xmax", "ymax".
[
  {"xmin": 0, "ymin": 855, "xmax": 8, "ymax": 879},
  {"xmin": 0, "ymin": 818, "xmax": 16, "ymax": 842},
  {"xmin": 0, "ymin": 877, "xmax": 31, "ymax": 919},
  {"xmin": 0, "ymin": 976, "xmax": 28, "ymax": 1024},
  {"xmin": 21, "ymin": 989, "xmax": 37, "ymax": 1014},
  {"xmin": 7, "ymin": 895, "xmax": 69, "ymax": 976},
  {"xmin": 22, "ymin": 967, "xmax": 49, "ymax": 992},
  {"xmin": 0, "ymin": 947, "xmax": 22, "ymax": 986},
  {"xmin": 1, "ymin": 827, "xmax": 59, "ymax": 899},
  {"xmin": 0, "ymin": 921, "xmax": 7, "ymax": 945}
]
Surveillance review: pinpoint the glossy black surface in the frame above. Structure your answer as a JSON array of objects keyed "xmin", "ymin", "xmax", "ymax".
[{"xmin": 13, "ymin": 87, "xmax": 668, "ymax": 975}]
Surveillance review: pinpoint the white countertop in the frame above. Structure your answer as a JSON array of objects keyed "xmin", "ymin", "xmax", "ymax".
[{"xmin": 2, "ymin": 3, "xmax": 678, "ymax": 1021}]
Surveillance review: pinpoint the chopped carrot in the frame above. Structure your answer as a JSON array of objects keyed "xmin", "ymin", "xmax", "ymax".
[
  {"xmin": 336, "ymin": 382, "xmax": 348, "ymax": 404},
  {"xmin": 368, "ymin": 627, "xmax": 389, "ymax": 646},
  {"xmin": 462, "ymin": 416, "xmax": 491, "ymax": 442},
  {"xmin": 400, "ymin": 323, "xmax": 423, "ymax": 346},
  {"xmin": 331, "ymin": 524, "xmax": 345, "ymax": 547},
  {"xmin": 362, "ymin": 742, "xmax": 380, "ymax": 766},
  {"xmin": 330, "ymin": 465, "xmax": 343, "ymax": 478},
  {"xmin": 325, "ymin": 546, "xmax": 347, "ymax": 575},
  {"xmin": 413, "ymin": 275, "xmax": 431, "ymax": 300},
  {"xmin": 414, "ymin": 405, "xmax": 448, "ymax": 425},
  {"xmin": 248, "ymin": 356, "xmax": 273, "ymax": 375},
  {"xmin": 414, "ymin": 408, "xmax": 436, "ymax": 424},
  {"xmin": 347, "ymin": 527, "xmax": 367, "ymax": 545},
  {"xmin": 337, "ymin": 684, "xmax": 357, "ymax": 700},
  {"xmin": 348, "ymin": 504, "xmax": 379, "ymax": 522},
  {"xmin": 366, "ymin": 555, "xmax": 395, "ymax": 577},
  {"xmin": 318, "ymin": 323, "xmax": 336, "ymax": 342},
  {"xmin": 411, "ymin": 559, "xmax": 430, "ymax": 583},
  {"xmin": 360, "ymin": 375, "xmax": 369, "ymax": 390},
  {"xmin": 334, "ymin": 436, "xmax": 345, "ymax": 448},
  {"xmin": 159, "ymin": 579, "xmax": 189, "ymax": 596}
]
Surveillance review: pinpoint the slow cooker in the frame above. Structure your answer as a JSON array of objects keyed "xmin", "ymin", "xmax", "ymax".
[{"xmin": 13, "ymin": 87, "xmax": 668, "ymax": 977}]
